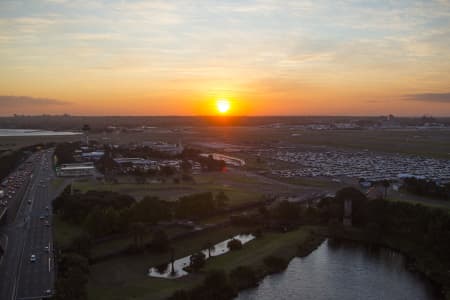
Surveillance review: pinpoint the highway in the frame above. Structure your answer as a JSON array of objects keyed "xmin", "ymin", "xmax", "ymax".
[{"xmin": 0, "ymin": 149, "xmax": 58, "ymax": 300}]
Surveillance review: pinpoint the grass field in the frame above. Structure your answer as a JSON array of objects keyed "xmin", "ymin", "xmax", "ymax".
[
  {"xmin": 87, "ymin": 226, "xmax": 320, "ymax": 300},
  {"xmin": 88, "ymin": 226, "xmax": 251, "ymax": 300},
  {"xmin": 2, "ymin": 127, "xmax": 449, "ymax": 159},
  {"xmin": 387, "ymin": 190, "xmax": 450, "ymax": 210},
  {"xmin": 284, "ymin": 129, "xmax": 450, "ymax": 159},
  {"xmin": 204, "ymin": 227, "xmax": 313, "ymax": 273},
  {"xmin": 272, "ymin": 175, "xmax": 345, "ymax": 189},
  {"xmin": 72, "ymin": 171, "xmax": 265, "ymax": 204}
]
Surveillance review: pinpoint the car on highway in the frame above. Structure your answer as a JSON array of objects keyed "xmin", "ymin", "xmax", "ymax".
[
  {"xmin": 30, "ymin": 254, "xmax": 36, "ymax": 262},
  {"xmin": 44, "ymin": 246, "xmax": 49, "ymax": 252},
  {"xmin": 44, "ymin": 221, "xmax": 50, "ymax": 227}
]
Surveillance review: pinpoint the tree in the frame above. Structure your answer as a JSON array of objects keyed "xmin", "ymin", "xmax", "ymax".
[
  {"xmin": 203, "ymin": 240, "xmax": 215, "ymax": 258},
  {"xmin": 130, "ymin": 222, "xmax": 146, "ymax": 250},
  {"xmin": 230, "ymin": 266, "xmax": 258, "ymax": 289},
  {"xmin": 263, "ymin": 255, "xmax": 288, "ymax": 273},
  {"xmin": 189, "ymin": 252, "xmax": 206, "ymax": 271},
  {"xmin": 381, "ymin": 180, "xmax": 390, "ymax": 199},
  {"xmin": 273, "ymin": 201, "xmax": 300, "ymax": 226},
  {"xmin": 201, "ymin": 270, "xmax": 236, "ymax": 299},
  {"xmin": 69, "ymin": 233, "xmax": 92, "ymax": 258},
  {"xmin": 181, "ymin": 160, "xmax": 192, "ymax": 173},
  {"xmin": 95, "ymin": 147, "xmax": 118, "ymax": 176},
  {"xmin": 160, "ymin": 166, "xmax": 175, "ymax": 177},
  {"xmin": 335, "ymin": 187, "xmax": 368, "ymax": 226},
  {"xmin": 175, "ymin": 192, "xmax": 216, "ymax": 219},
  {"xmin": 54, "ymin": 253, "xmax": 89, "ymax": 300},
  {"xmin": 170, "ymin": 247, "xmax": 176, "ymax": 275},
  {"xmin": 81, "ymin": 124, "xmax": 91, "ymax": 132},
  {"xmin": 227, "ymin": 239, "xmax": 243, "ymax": 251},
  {"xmin": 131, "ymin": 196, "xmax": 171, "ymax": 224},
  {"xmin": 83, "ymin": 209, "xmax": 109, "ymax": 237}
]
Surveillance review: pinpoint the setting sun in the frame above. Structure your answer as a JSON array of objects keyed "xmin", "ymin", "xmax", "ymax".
[{"xmin": 216, "ymin": 99, "xmax": 231, "ymax": 114}]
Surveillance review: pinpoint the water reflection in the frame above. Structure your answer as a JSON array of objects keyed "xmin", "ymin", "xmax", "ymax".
[
  {"xmin": 148, "ymin": 234, "xmax": 255, "ymax": 279},
  {"xmin": 237, "ymin": 239, "xmax": 441, "ymax": 300}
]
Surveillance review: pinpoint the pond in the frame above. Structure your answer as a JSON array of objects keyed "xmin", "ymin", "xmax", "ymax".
[
  {"xmin": 148, "ymin": 233, "xmax": 255, "ymax": 279},
  {"xmin": 237, "ymin": 239, "xmax": 441, "ymax": 300}
]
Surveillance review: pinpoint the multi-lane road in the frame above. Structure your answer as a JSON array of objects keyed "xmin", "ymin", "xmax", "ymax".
[{"xmin": 0, "ymin": 149, "xmax": 58, "ymax": 300}]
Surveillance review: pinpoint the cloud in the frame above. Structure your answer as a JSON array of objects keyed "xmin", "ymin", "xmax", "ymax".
[
  {"xmin": 0, "ymin": 96, "xmax": 70, "ymax": 106},
  {"xmin": 403, "ymin": 93, "xmax": 450, "ymax": 103}
]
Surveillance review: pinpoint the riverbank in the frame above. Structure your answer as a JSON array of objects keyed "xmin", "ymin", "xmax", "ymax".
[
  {"xmin": 167, "ymin": 227, "xmax": 326, "ymax": 299},
  {"xmin": 85, "ymin": 226, "xmax": 325, "ymax": 300},
  {"xmin": 87, "ymin": 225, "xmax": 253, "ymax": 300},
  {"xmin": 328, "ymin": 227, "xmax": 449, "ymax": 300}
]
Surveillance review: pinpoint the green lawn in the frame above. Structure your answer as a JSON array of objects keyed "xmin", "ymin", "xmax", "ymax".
[
  {"xmin": 73, "ymin": 175, "xmax": 262, "ymax": 205},
  {"xmin": 204, "ymin": 227, "xmax": 312, "ymax": 272},
  {"xmin": 276, "ymin": 176, "xmax": 342, "ymax": 188},
  {"xmin": 387, "ymin": 190, "xmax": 450, "ymax": 210},
  {"xmin": 88, "ymin": 226, "xmax": 251, "ymax": 300},
  {"xmin": 288, "ymin": 129, "xmax": 450, "ymax": 159},
  {"xmin": 88, "ymin": 226, "xmax": 320, "ymax": 300}
]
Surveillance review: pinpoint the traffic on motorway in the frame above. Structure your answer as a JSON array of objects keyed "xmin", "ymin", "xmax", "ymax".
[
  {"xmin": 0, "ymin": 154, "xmax": 36, "ymax": 211},
  {"xmin": 0, "ymin": 149, "xmax": 56, "ymax": 300}
]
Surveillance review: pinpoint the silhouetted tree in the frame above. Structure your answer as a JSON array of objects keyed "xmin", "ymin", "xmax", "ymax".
[
  {"xmin": 189, "ymin": 252, "xmax": 206, "ymax": 271},
  {"xmin": 130, "ymin": 222, "xmax": 146, "ymax": 250},
  {"xmin": 227, "ymin": 239, "xmax": 243, "ymax": 251}
]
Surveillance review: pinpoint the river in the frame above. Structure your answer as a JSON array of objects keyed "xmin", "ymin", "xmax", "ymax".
[
  {"xmin": 237, "ymin": 239, "xmax": 441, "ymax": 300},
  {"xmin": 0, "ymin": 129, "xmax": 81, "ymax": 137}
]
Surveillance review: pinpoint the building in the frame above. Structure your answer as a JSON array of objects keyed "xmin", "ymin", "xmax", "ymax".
[
  {"xmin": 142, "ymin": 141, "xmax": 184, "ymax": 155},
  {"xmin": 201, "ymin": 153, "xmax": 246, "ymax": 167},
  {"xmin": 56, "ymin": 162, "xmax": 96, "ymax": 177},
  {"xmin": 80, "ymin": 151, "xmax": 105, "ymax": 161},
  {"xmin": 113, "ymin": 157, "xmax": 159, "ymax": 171}
]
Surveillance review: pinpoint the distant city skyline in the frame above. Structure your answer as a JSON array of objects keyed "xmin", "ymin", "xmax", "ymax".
[{"xmin": 1, "ymin": 0, "xmax": 450, "ymax": 116}]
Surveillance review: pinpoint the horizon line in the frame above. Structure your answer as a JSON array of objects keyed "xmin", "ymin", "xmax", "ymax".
[{"xmin": 1, "ymin": 114, "xmax": 449, "ymax": 118}]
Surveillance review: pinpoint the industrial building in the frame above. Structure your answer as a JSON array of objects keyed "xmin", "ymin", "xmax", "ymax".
[{"xmin": 56, "ymin": 162, "xmax": 96, "ymax": 177}]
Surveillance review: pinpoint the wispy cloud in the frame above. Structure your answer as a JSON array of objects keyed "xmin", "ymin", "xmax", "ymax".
[
  {"xmin": 0, "ymin": 96, "xmax": 70, "ymax": 106},
  {"xmin": 403, "ymin": 93, "xmax": 450, "ymax": 103}
]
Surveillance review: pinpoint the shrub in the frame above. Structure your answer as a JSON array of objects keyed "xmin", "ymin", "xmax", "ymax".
[
  {"xmin": 263, "ymin": 255, "xmax": 289, "ymax": 273},
  {"xmin": 230, "ymin": 266, "xmax": 259, "ymax": 289},
  {"xmin": 227, "ymin": 239, "xmax": 243, "ymax": 251}
]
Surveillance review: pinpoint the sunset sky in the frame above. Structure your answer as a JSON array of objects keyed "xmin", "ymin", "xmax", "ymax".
[{"xmin": 1, "ymin": 0, "xmax": 450, "ymax": 116}]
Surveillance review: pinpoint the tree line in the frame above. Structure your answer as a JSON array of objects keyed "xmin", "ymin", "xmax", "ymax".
[{"xmin": 403, "ymin": 177, "xmax": 450, "ymax": 200}]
